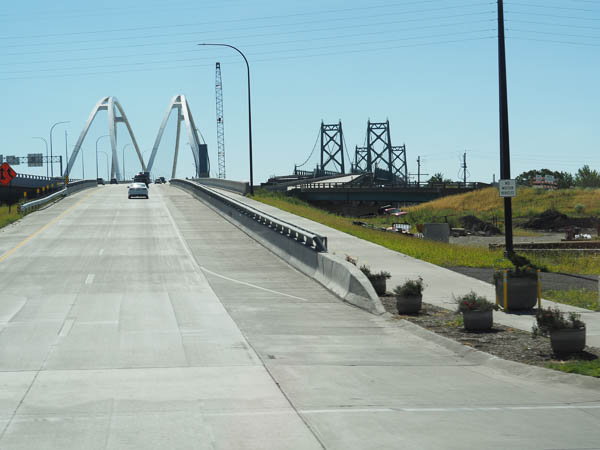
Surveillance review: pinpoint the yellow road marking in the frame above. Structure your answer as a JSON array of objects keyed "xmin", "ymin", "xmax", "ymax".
[{"xmin": 0, "ymin": 190, "xmax": 96, "ymax": 265}]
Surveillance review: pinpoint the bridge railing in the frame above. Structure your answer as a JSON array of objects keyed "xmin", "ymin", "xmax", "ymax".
[
  {"xmin": 296, "ymin": 181, "xmax": 489, "ymax": 190},
  {"xmin": 19, "ymin": 179, "xmax": 97, "ymax": 213},
  {"xmin": 171, "ymin": 179, "xmax": 328, "ymax": 252}
]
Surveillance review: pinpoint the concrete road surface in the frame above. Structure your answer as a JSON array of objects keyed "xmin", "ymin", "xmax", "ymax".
[{"xmin": 0, "ymin": 184, "xmax": 598, "ymax": 449}]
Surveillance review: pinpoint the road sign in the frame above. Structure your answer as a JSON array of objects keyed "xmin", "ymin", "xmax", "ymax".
[
  {"xmin": 5, "ymin": 156, "xmax": 20, "ymax": 166},
  {"xmin": 0, "ymin": 162, "xmax": 17, "ymax": 186},
  {"xmin": 499, "ymin": 179, "xmax": 517, "ymax": 197},
  {"xmin": 27, "ymin": 153, "xmax": 43, "ymax": 167}
]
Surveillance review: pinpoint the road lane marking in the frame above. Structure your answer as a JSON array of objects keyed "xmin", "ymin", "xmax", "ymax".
[
  {"xmin": 0, "ymin": 189, "xmax": 96, "ymax": 265},
  {"xmin": 85, "ymin": 274, "xmax": 95, "ymax": 284},
  {"xmin": 58, "ymin": 319, "xmax": 75, "ymax": 337},
  {"xmin": 99, "ymin": 248, "xmax": 104, "ymax": 255},
  {"xmin": 199, "ymin": 266, "xmax": 310, "ymax": 302}
]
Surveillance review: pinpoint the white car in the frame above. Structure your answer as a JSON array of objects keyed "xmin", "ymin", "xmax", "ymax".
[{"xmin": 128, "ymin": 182, "xmax": 149, "ymax": 199}]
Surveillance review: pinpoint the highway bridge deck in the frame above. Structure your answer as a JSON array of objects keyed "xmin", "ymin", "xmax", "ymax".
[{"xmin": 0, "ymin": 185, "xmax": 598, "ymax": 449}]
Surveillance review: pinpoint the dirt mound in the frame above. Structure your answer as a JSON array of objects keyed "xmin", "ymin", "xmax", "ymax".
[
  {"xmin": 460, "ymin": 215, "xmax": 502, "ymax": 235},
  {"xmin": 523, "ymin": 209, "xmax": 597, "ymax": 231}
]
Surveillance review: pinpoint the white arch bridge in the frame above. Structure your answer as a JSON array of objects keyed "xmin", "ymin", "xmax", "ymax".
[{"xmin": 65, "ymin": 95, "xmax": 209, "ymax": 181}]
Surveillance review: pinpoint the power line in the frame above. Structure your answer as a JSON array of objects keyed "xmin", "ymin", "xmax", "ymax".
[
  {"xmin": 0, "ymin": 29, "xmax": 496, "ymax": 76},
  {"xmin": 0, "ymin": 1, "xmax": 490, "ymax": 41}
]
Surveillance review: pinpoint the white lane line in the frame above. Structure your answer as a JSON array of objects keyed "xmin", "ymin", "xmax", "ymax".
[
  {"xmin": 58, "ymin": 319, "xmax": 75, "ymax": 337},
  {"xmin": 85, "ymin": 274, "xmax": 95, "ymax": 284},
  {"xmin": 99, "ymin": 248, "xmax": 104, "ymax": 255},
  {"xmin": 299, "ymin": 405, "xmax": 600, "ymax": 414},
  {"xmin": 199, "ymin": 266, "xmax": 310, "ymax": 302}
]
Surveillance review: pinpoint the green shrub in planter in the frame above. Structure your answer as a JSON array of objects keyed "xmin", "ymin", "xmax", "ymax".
[
  {"xmin": 455, "ymin": 291, "xmax": 495, "ymax": 331},
  {"xmin": 533, "ymin": 307, "xmax": 586, "ymax": 354},
  {"xmin": 360, "ymin": 265, "xmax": 391, "ymax": 295},
  {"xmin": 394, "ymin": 277, "xmax": 424, "ymax": 314}
]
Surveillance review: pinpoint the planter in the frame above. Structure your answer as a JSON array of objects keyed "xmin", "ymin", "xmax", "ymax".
[
  {"xmin": 396, "ymin": 294, "xmax": 422, "ymax": 314},
  {"xmin": 494, "ymin": 276, "xmax": 537, "ymax": 310},
  {"xmin": 370, "ymin": 277, "xmax": 387, "ymax": 296},
  {"xmin": 550, "ymin": 328, "xmax": 586, "ymax": 354},
  {"xmin": 462, "ymin": 310, "xmax": 493, "ymax": 331}
]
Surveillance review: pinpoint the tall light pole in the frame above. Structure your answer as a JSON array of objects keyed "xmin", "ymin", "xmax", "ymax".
[
  {"xmin": 96, "ymin": 135, "xmax": 110, "ymax": 180},
  {"xmin": 32, "ymin": 137, "xmax": 48, "ymax": 176},
  {"xmin": 497, "ymin": 0, "xmax": 513, "ymax": 256},
  {"xmin": 50, "ymin": 121, "xmax": 69, "ymax": 178},
  {"xmin": 198, "ymin": 43, "xmax": 254, "ymax": 195},
  {"xmin": 122, "ymin": 143, "xmax": 131, "ymax": 181},
  {"xmin": 98, "ymin": 151, "xmax": 110, "ymax": 181},
  {"xmin": 64, "ymin": 130, "xmax": 69, "ymax": 180}
]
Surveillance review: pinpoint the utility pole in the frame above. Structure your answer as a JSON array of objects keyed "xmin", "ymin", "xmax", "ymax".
[
  {"xmin": 461, "ymin": 151, "xmax": 468, "ymax": 186},
  {"xmin": 498, "ymin": 0, "xmax": 514, "ymax": 255},
  {"xmin": 409, "ymin": 156, "xmax": 428, "ymax": 186}
]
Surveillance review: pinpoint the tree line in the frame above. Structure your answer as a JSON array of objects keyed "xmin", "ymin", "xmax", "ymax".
[{"xmin": 515, "ymin": 166, "xmax": 600, "ymax": 189}]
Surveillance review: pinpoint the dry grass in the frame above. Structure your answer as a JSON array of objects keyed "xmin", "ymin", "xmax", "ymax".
[
  {"xmin": 252, "ymin": 188, "xmax": 600, "ymax": 275},
  {"xmin": 0, "ymin": 204, "xmax": 21, "ymax": 229}
]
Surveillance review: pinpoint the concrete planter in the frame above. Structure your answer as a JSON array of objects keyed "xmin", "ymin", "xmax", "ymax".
[
  {"xmin": 462, "ymin": 310, "xmax": 493, "ymax": 331},
  {"xmin": 494, "ymin": 276, "xmax": 537, "ymax": 310},
  {"xmin": 370, "ymin": 277, "xmax": 387, "ymax": 296},
  {"xmin": 396, "ymin": 294, "xmax": 422, "ymax": 314},
  {"xmin": 550, "ymin": 328, "xmax": 586, "ymax": 354}
]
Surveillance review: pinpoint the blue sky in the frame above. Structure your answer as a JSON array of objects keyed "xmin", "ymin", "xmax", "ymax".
[{"xmin": 1, "ymin": 0, "xmax": 598, "ymax": 184}]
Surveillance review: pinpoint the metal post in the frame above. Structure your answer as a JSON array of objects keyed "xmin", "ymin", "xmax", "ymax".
[
  {"xmin": 96, "ymin": 135, "xmax": 109, "ymax": 181},
  {"xmin": 498, "ymin": 0, "xmax": 513, "ymax": 255},
  {"xmin": 122, "ymin": 143, "xmax": 131, "ymax": 181},
  {"xmin": 50, "ymin": 121, "xmax": 69, "ymax": 178},
  {"xmin": 198, "ymin": 43, "xmax": 254, "ymax": 195},
  {"xmin": 32, "ymin": 137, "xmax": 48, "ymax": 176},
  {"xmin": 64, "ymin": 130, "xmax": 69, "ymax": 179},
  {"xmin": 99, "ymin": 151, "xmax": 109, "ymax": 180}
]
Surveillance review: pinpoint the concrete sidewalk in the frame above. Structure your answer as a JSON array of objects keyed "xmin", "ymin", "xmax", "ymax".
[{"xmin": 211, "ymin": 186, "xmax": 600, "ymax": 347}]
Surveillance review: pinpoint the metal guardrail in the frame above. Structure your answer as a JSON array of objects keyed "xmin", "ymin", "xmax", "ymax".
[
  {"xmin": 18, "ymin": 179, "xmax": 97, "ymax": 213},
  {"xmin": 172, "ymin": 179, "xmax": 328, "ymax": 252},
  {"xmin": 19, "ymin": 188, "xmax": 67, "ymax": 212}
]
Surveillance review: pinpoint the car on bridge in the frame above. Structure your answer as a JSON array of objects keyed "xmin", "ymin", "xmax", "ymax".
[{"xmin": 128, "ymin": 182, "xmax": 149, "ymax": 199}]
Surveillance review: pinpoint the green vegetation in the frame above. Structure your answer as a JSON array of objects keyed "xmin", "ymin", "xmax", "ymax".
[
  {"xmin": 0, "ymin": 204, "xmax": 21, "ymax": 229},
  {"xmin": 543, "ymin": 288, "xmax": 599, "ymax": 312},
  {"xmin": 252, "ymin": 188, "xmax": 600, "ymax": 275},
  {"xmin": 547, "ymin": 360, "xmax": 600, "ymax": 378}
]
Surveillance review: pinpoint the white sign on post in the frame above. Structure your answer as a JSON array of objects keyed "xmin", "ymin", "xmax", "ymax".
[{"xmin": 499, "ymin": 179, "xmax": 517, "ymax": 197}]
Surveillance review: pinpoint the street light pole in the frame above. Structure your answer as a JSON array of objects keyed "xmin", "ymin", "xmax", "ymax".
[
  {"xmin": 98, "ymin": 151, "xmax": 110, "ymax": 181},
  {"xmin": 32, "ymin": 137, "xmax": 49, "ymax": 176},
  {"xmin": 96, "ymin": 135, "xmax": 110, "ymax": 180},
  {"xmin": 50, "ymin": 121, "xmax": 69, "ymax": 178},
  {"xmin": 123, "ymin": 143, "xmax": 131, "ymax": 181},
  {"xmin": 497, "ymin": 0, "xmax": 513, "ymax": 256},
  {"xmin": 198, "ymin": 43, "xmax": 254, "ymax": 195},
  {"xmin": 64, "ymin": 130, "xmax": 69, "ymax": 181}
]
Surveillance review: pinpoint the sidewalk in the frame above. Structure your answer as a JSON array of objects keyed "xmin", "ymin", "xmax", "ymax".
[{"xmin": 211, "ymin": 186, "xmax": 600, "ymax": 347}]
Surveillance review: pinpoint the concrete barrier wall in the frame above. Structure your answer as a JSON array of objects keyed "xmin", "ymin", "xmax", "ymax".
[
  {"xmin": 192, "ymin": 178, "xmax": 250, "ymax": 196},
  {"xmin": 171, "ymin": 179, "xmax": 385, "ymax": 315},
  {"xmin": 20, "ymin": 179, "xmax": 97, "ymax": 212}
]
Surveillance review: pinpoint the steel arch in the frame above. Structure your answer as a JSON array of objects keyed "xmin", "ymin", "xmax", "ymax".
[
  {"xmin": 146, "ymin": 95, "xmax": 209, "ymax": 178},
  {"xmin": 65, "ymin": 97, "xmax": 145, "ymax": 180}
]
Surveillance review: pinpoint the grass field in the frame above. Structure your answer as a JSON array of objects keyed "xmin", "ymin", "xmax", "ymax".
[
  {"xmin": 362, "ymin": 186, "xmax": 600, "ymax": 229},
  {"xmin": 0, "ymin": 205, "xmax": 21, "ymax": 229},
  {"xmin": 252, "ymin": 188, "xmax": 600, "ymax": 275}
]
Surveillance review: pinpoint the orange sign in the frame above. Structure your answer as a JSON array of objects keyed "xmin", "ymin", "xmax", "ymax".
[{"xmin": 0, "ymin": 162, "xmax": 16, "ymax": 186}]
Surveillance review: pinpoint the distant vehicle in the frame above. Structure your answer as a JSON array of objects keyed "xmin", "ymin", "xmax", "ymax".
[
  {"xmin": 133, "ymin": 171, "xmax": 151, "ymax": 186},
  {"xmin": 154, "ymin": 178, "xmax": 162, "ymax": 184},
  {"xmin": 110, "ymin": 178, "xmax": 118, "ymax": 184},
  {"xmin": 128, "ymin": 182, "xmax": 149, "ymax": 199},
  {"xmin": 97, "ymin": 178, "xmax": 105, "ymax": 185},
  {"xmin": 160, "ymin": 176, "xmax": 166, "ymax": 183}
]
